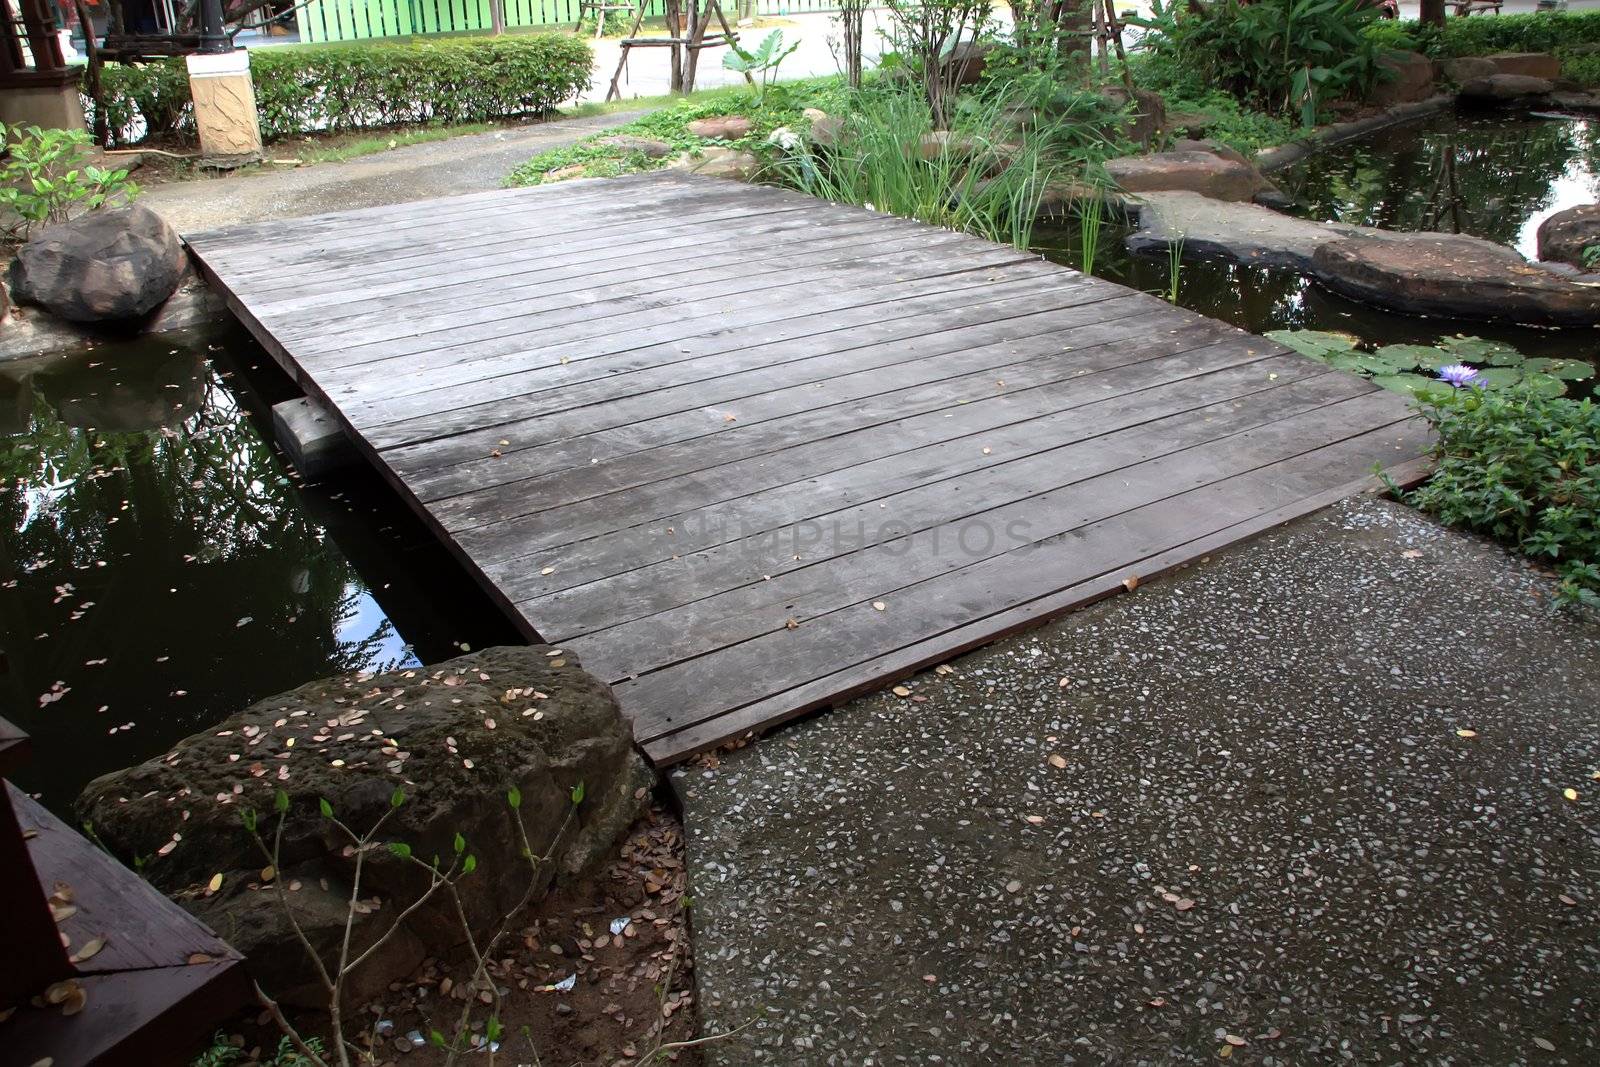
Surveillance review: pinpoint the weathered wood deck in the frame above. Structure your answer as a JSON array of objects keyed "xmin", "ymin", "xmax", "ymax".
[{"xmin": 187, "ymin": 170, "xmax": 1428, "ymax": 764}]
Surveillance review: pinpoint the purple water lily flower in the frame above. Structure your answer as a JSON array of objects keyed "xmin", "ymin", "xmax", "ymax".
[{"xmin": 1436, "ymin": 363, "xmax": 1481, "ymax": 388}]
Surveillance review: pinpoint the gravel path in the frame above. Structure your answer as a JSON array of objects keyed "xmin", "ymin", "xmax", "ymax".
[
  {"xmin": 680, "ymin": 496, "xmax": 1600, "ymax": 1065},
  {"xmin": 137, "ymin": 111, "xmax": 646, "ymax": 234}
]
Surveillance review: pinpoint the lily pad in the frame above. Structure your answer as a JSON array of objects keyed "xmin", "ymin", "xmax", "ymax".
[
  {"xmin": 1438, "ymin": 336, "xmax": 1525, "ymax": 366},
  {"xmin": 1521, "ymin": 373, "xmax": 1569, "ymax": 398},
  {"xmin": 1519, "ymin": 357, "xmax": 1595, "ymax": 381},
  {"xmin": 1370, "ymin": 344, "xmax": 1448, "ymax": 374},
  {"xmin": 1371, "ymin": 373, "xmax": 1451, "ymax": 398},
  {"xmin": 1266, "ymin": 329, "xmax": 1360, "ymax": 363},
  {"xmin": 1472, "ymin": 366, "xmax": 1525, "ymax": 390}
]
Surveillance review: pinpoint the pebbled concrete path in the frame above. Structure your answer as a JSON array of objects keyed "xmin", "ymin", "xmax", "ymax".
[
  {"xmin": 136, "ymin": 111, "xmax": 645, "ymax": 234},
  {"xmin": 680, "ymin": 496, "xmax": 1600, "ymax": 1065}
]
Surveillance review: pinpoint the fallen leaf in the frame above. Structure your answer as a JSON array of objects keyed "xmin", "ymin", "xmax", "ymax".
[
  {"xmin": 1122, "ymin": 574, "xmax": 1140, "ymax": 592},
  {"xmin": 1047, "ymin": 754, "xmax": 1067, "ymax": 769},
  {"xmin": 1564, "ymin": 788, "xmax": 1579, "ymax": 802},
  {"xmin": 260, "ymin": 865, "xmax": 276, "ymax": 883},
  {"xmin": 872, "ymin": 601, "xmax": 886, "ymax": 611},
  {"xmin": 1456, "ymin": 729, "xmax": 1477, "ymax": 738},
  {"xmin": 187, "ymin": 952, "xmax": 214, "ymax": 965},
  {"xmin": 892, "ymin": 686, "xmax": 912, "ymax": 697},
  {"xmin": 207, "ymin": 873, "xmax": 223, "ymax": 893},
  {"xmin": 1224, "ymin": 1035, "xmax": 1247, "ymax": 1047},
  {"xmin": 1533, "ymin": 1037, "xmax": 1556, "ymax": 1051},
  {"xmin": 69, "ymin": 937, "xmax": 105, "ymax": 963}
]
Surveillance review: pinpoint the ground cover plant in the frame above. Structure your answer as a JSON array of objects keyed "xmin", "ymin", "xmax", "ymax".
[
  {"xmin": 1128, "ymin": 0, "xmax": 1386, "ymax": 127},
  {"xmin": 1400, "ymin": 386, "xmax": 1600, "ymax": 610}
]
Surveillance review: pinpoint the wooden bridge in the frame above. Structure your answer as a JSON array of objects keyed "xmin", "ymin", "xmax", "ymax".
[{"xmin": 186, "ymin": 170, "xmax": 1427, "ymax": 764}]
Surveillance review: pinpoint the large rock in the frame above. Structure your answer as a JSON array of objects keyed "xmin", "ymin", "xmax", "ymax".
[
  {"xmin": 8, "ymin": 205, "xmax": 184, "ymax": 324},
  {"xmin": 1442, "ymin": 56, "xmax": 1497, "ymax": 84},
  {"xmin": 671, "ymin": 146, "xmax": 760, "ymax": 182},
  {"xmin": 1458, "ymin": 73, "xmax": 1555, "ymax": 101},
  {"xmin": 596, "ymin": 134, "xmax": 674, "ymax": 159},
  {"xmin": 686, "ymin": 115, "xmax": 753, "ymax": 141},
  {"xmin": 76, "ymin": 646, "xmax": 654, "ymax": 1007},
  {"xmin": 1310, "ymin": 234, "xmax": 1600, "ymax": 326},
  {"xmin": 1483, "ymin": 51, "xmax": 1562, "ymax": 80},
  {"xmin": 1536, "ymin": 203, "xmax": 1600, "ymax": 269},
  {"xmin": 938, "ymin": 41, "xmax": 993, "ymax": 88},
  {"xmin": 1098, "ymin": 84, "xmax": 1167, "ymax": 148},
  {"xmin": 1370, "ymin": 50, "xmax": 1437, "ymax": 106},
  {"xmin": 1105, "ymin": 150, "xmax": 1263, "ymax": 202}
]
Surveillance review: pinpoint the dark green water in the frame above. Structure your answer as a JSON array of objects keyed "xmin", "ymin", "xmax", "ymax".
[
  {"xmin": 0, "ymin": 325, "xmax": 520, "ymax": 811},
  {"xmin": 1034, "ymin": 111, "xmax": 1600, "ymax": 378}
]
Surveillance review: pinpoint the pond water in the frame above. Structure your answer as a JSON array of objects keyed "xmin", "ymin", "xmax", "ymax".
[
  {"xmin": 1, "ymin": 326, "xmax": 520, "ymax": 812},
  {"xmin": 1034, "ymin": 110, "xmax": 1600, "ymax": 382},
  {"xmin": 1275, "ymin": 109, "xmax": 1600, "ymax": 260}
]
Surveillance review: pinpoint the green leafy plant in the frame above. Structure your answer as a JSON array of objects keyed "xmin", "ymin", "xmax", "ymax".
[
  {"xmin": 1076, "ymin": 189, "xmax": 1104, "ymax": 276},
  {"xmin": 1165, "ymin": 235, "xmax": 1185, "ymax": 303},
  {"xmin": 1582, "ymin": 244, "xmax": 1600, "ymax": 269},
  {"xmin": 724, "ymin": 29, "xmax": 802, "ymax": 101},
  {"xmin": 772, "ymin": 84, "xmax": 1063, "ymax": 249},
  {"xmin": 1267, "ymin": 330, "xmax": 1596, "ymax": 398},
  {"xmin": 1398, "ymin": 386, "xmax": 1600, "ymax": 610},
  {"xmin": 0, "ymin": 122, "xmax": 139, "ymax": 237},
  {"xmin": 192, "ymin": 1033, "xmax": 324, "ymax": 1067},
  {"xmin": 1129, "ymin": 0, "xmax": 1384, "ymax": 126},
  {"xmin": 83, "ymin": 35, "xmax": 592, "ymax": 146},
  {"xmin": 242, "ymin": 783, "xmax": 584, "ymax": 1067}
]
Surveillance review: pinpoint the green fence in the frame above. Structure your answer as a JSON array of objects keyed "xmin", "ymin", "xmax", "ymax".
[{"xmin": 294, "ymin": 0, "xmax": 850, "ymax": 43}]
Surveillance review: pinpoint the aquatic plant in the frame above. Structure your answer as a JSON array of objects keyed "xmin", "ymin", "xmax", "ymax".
[
  {"xmin": 1165, "ymin": 236, "xmax": 1185, "ymax": 304},
  {"xmin": 724, "ymin": 30, "xmax": 802, "ymax": 103},
  {"xmin": 1436, "ymin": 363, "xmax": 1481, "ymax": 388},
  {"xmin": 1266, "ymin": 330, "xmax": 1595, "ymax": 398},
  {"xmin": 1078, "ymin": 190, "xmax": 1104, "ymax": 277},
  {"xmin": 773, "ymin": 86, "xmax": 1064, "ymax": 249},
  {"xmin": 1397, "ymin": 386, "xmax": 1600, "ymax": 610}
]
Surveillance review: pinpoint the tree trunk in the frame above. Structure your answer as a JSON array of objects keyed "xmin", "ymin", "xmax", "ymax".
[
  {"xmin": 1420, "ymin": 0, "xmax": 1445, "ymax": 28},
  {"xmin": 490, "ymin": 0, "xmax": 505, "ymax": 34}
]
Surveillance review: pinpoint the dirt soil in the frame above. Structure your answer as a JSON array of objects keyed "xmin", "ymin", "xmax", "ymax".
[{"xmin": 209, "ymin": 802, "xmax": 699, "ymax": 1067}]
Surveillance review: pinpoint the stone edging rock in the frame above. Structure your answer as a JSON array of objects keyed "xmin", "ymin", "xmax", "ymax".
[{"xmin": 1254, "ymin": 95, "xmax": 1455, "ymax": 173}]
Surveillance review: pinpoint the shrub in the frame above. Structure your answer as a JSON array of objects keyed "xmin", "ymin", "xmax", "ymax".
[
  {"xmin": 1129, "ymin": 0, "xmax": 1385, "ymax": 126},
  {"xmin": 1431, "ymin": 8, "xmax": 1600, "ymax": 57},
  {"xmin": 1402, "ymin": 386, "xmax": 1600, "ymax": 610},
  {"xmin": 83, "ymin": 35, "xmax": 593, "ymax": 146},
  {"xmin": 0, "ymin": 122, "xmax": 139, "ymax": 238}
]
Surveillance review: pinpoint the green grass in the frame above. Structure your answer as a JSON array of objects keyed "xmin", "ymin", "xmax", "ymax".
[
  {"xmin": 295, "ymin": 122, "xmax": 497, "ymax": 164},
  {"xmin": 509, "ymin": 78, "xmax": 847, "ymax": 187}
]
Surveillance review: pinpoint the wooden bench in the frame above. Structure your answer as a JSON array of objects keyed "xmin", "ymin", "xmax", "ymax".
[{"xmin": 0, "ymin": 717, "xmax": 250, "ymax": 1066}]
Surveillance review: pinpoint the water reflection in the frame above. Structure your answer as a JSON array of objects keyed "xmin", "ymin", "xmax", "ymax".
[
  {"xmin": 1275, "ymin": 110, "xmax": 1600, "ymax": 259},
  {"xmin": 0, "ymin": 327, "xmax": 518, "ymax": 810}
]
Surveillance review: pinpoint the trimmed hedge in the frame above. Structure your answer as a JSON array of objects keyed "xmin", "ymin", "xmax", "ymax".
[
  {"xmin": 84, "ymin": 34, "xmax": 593, "ymax": 147},
  {"xmin": 1371, "ymin": 10, "xmax": 1600, "ymax": 59}
]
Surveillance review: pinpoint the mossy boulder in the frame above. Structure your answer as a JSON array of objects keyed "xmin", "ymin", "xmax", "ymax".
[{"xmin": 76, "ymin": 646, "xmax": 654, "ymax": 1006}]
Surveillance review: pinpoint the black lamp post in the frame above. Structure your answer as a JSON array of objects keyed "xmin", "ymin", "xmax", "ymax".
[{"xmin": 198, "ymin": 0, "xmax": 230, "ymax": 52}]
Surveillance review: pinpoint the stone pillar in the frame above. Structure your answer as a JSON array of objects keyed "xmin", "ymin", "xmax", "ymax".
[
  {"xmin": 185, "ymin": 50, "xmax": 264, "ymax": 169},
  {"xmin": 0, "ymin": 77, "xmax": 88, "ymax": 133}
]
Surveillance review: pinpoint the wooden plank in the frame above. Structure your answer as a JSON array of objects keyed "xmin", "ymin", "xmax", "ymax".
[
  {"xmin": 293, "ymin": 238, "xmax": 1041, "ymax": 379},
  {"xmin": 380, "ymin": 275, "xmax": 1125, "ymax": 481},
  {"xmin": 396, "ymin": 289, "xmax": 1154, "ymax": 499},
  {"xmin": 275, "ymin": 219, "xmax": 979, "ymax": 363},
  {"xmin": 561, "ymin": 385, "xmax": 1400, "ymax": 682},
  {"xmin": 355, "ymin": 266, "xmax": 1080, "ymax": 451},
  {"xmin": 313, "ymin": 255, "xmax": 1060, "ymax": 420},
  {"xmin": 447, "ymin": 321, "xmax": 1266, "ymax": 558},
  {"xmin": 642, "ymin": 451, "xmax": 1424, "ymax": 763},
  {"xmin": 515, "ymin": 360, "xmax": 1363, "ymax": 640},
  {"xmin": 625, "ymin": 417, "xmax": 1430, "ymax": 748}
]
